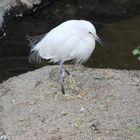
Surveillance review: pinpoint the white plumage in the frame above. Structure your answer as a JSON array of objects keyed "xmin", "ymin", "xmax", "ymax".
[
  {"xmin": 28, "ymin": 20, "xmax": 109, "ymax": 94},
  {"xmin": 29, "ymin": 20, "xmax": 97, "ymax": 64}
]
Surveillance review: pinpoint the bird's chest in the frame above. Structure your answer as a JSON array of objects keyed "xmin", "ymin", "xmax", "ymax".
[{"xmin": 69, "ymin": 35, "xmax": 95, "ymax": 62}]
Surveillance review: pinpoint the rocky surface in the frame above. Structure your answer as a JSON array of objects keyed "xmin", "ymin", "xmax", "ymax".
[
  {"xmin": 0, "ymin": 0, "xmax": 43, "ymax": 27},
  {"xmin": 0, "ymin": 0, "xmax": 140, "ymax": 28},
  {"xmin": 0, "ymin": 65, "xmax": 140, "ymax": 140}
]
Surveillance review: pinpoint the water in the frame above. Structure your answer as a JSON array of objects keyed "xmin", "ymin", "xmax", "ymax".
[
  {"xmin": 86, "ymin": 15, "xmax": 140, "ymax": 69},
  {"xmin": 0, "ymin": 6, "xmax": 140, "ymax": 83}
]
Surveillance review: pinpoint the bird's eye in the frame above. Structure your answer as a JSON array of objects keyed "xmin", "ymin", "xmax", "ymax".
[{"xmin": 89, "ymin": 32, "xmax": 92, "ymax": 34}]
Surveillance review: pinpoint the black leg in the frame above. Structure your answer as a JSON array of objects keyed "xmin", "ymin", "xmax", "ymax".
[
  {"xmin": 63, "ymin": 66, "xmax": 70, "ymax": 76},
  {"xmin": 60, "ymin": 61, "xmax": 65, "ymax": 94}
]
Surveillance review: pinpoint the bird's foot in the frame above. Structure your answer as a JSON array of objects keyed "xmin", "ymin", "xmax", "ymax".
[{"xmin": 69, "ymin": 75, "xmax": 79, "ymax": 91}]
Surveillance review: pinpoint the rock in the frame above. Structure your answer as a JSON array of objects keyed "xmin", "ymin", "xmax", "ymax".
[
  {"xmin": 0, "ymin": 0, "xmax": 140, "ymax": 29},
  {"xmin": 0, "ymin": 0, "xmax": 52, "ymax": 28},
  {"xmin": 0, "ymin": 65, "xmax": 140, "ymax": 139},
  {"xmin": 0, "ymin": 0, "xmax": 38, "ymax": 27}
]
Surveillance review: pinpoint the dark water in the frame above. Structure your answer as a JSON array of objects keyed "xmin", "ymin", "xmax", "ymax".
[
  {"xmin": 86, "ymin": 15, "xmax": 140, "ymax": 69},
  {"xmin": 0, "ymin": 3, "xmax": 140, "ymax": 83}
]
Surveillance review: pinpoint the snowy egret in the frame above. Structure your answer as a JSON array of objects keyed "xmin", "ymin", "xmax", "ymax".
[{"xmin": 28, "ymin": 20, "xmax": 110, "ymax": 94}]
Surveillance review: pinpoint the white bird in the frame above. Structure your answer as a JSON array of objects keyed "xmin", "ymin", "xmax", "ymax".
[{"xmin": 28, "ymin": 20, "xmax": 110, "ymax": 94}]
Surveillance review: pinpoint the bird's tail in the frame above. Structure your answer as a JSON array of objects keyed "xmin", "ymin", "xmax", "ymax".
[
  {"xmin": 27, "ymin": 34, "xmax": 46, "ymax": 64},
  {"xmin": 26, "ymin": 34, "xmax": 46, "ymax": 49},
  {"xmin": 28, "ymin": 49, "xmax": 42, "ymax": 64}
]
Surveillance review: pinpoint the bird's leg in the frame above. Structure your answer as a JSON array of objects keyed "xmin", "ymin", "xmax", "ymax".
[
  {"xmin": 60, "ymin": 61, "xmax": 65, "ymax": 94},
  {"xmin": 63, "ymin": 67, "xmax": 70, "ymax": 75},
  {"xmin": 63, "ymin": 67, "xmax": 79, "ymax": 91}
]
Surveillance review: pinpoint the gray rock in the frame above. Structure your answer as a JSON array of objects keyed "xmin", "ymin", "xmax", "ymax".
[
  {"xmin": 0, "ymin": 66, "xmax": 140, "ymax": 139},
  {"xmin": 0, "ymin": 0, "xmax": 42, "ymax": 27},
  {"xmin": 1, "ymin": 0, "xmax": 140, "ymax": 28}
]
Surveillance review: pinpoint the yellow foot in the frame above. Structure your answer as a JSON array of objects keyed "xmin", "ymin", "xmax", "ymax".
[{"xmin": 69, "ymin": 75, "xmax": 79, "ymax": 91}]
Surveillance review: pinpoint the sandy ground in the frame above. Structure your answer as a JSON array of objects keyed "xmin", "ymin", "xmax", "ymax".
[{"xmin": 0, "ymin": 65, "xmax": 140, "ymax": 140}]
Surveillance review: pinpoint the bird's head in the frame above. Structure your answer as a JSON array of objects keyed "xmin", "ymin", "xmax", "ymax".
[
  {"xmin": 89, "ymin": 31, "xmax": 111, "ymax": 54},
  {"xmin": 80, "ymin": 20, "xmax": 111, "ymax": 54}
]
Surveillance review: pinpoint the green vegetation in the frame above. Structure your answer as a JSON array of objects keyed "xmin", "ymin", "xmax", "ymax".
[
  {"xmin": 132, "ymin": 46, "xmax": 140, "ymax": 60},
  {"xmin": 130, "ymin": 126, "xmax": 140, "ymax": 140}
]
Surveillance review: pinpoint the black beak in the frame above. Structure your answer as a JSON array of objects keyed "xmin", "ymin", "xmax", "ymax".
[{"xmin": 91, "ymin": 33, "xmax": 111, "ymax": 55}]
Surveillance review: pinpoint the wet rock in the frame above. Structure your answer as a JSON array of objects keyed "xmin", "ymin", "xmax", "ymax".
[
  {"xmin": 0, "ymin": 0, "xmax": 140, "ymax": 28},
  {"xmin": 0, "ymin": 0, "xmax": 53, "ymax": 28}
]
